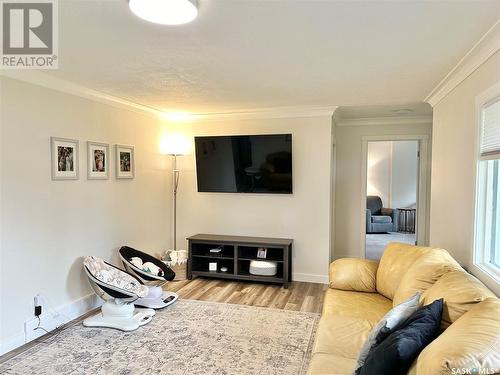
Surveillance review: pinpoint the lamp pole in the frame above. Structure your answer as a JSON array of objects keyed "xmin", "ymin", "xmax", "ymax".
[{"xmin": 172, "ymin": 154, "xmax": 180, "ymax": 251}]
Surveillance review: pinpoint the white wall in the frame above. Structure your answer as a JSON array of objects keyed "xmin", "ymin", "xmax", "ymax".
[
  {"xmin": 429, "ymin": 50, "xmax": 500, "ymax": 268},
  {"xmin": 334, "ymin": 122, "xmax": 432, "ymax": 258},
  {"xmin": 367, "ymin": 141, "xmax": 392, "ymax": 206},
  {"xmin": 167, "ymin": 115, "xmax": 333, "ymax": 283},
  {"xmin": 0, "ymin": 77, "xmax": 172, "ymax": 354},
  {"xmin": 367, "ymin": 140, "xmax": 418, "ymax": 210},
  {"xmin": 391, "ymin": 140, "xmax": 418, "ymax": 209}
]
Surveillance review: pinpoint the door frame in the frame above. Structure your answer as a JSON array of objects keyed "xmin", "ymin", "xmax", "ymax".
[{"xmin": 360, "ymin": 134, "xmax": 430, "ymax": 258}]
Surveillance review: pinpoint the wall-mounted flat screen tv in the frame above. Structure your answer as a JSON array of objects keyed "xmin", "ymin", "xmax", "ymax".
[{"xmin": 195, "ymin": 134, "xmax": 292, "ymax": 194}]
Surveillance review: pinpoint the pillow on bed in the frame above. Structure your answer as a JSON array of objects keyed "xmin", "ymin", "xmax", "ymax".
[
  {"xmin": 353, "ymin": 292, "xmax": 420, "ymax": 374},
  {"xmin": 358, "ymin": 298, "xmax": 444, "ymax": 375}
]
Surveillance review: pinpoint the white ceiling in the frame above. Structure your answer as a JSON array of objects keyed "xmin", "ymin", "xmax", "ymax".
[{"xmin": 46, "ymin": 0, "xmax": 500, "ymax": 115}]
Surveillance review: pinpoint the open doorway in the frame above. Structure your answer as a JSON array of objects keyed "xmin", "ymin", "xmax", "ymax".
[{"xmin": 365, "ymin": 140, "xmax": 419, "ymax": 259}]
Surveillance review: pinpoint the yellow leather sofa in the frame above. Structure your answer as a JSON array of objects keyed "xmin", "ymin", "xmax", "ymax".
[{"xmin": 308, "ymin": 242, "xmax": 499, "ymax": 375}]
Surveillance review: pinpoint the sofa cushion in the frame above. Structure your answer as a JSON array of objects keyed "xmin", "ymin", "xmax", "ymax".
[
  {"xmin": 376, "ymin": 243, "xmax": 436, "ymax": 300},
  {"xmin": 322, "ymin": 289, "xmax": 392, "ymax": 324},
  {"xmin": 329, "ymin": 258, "xmax": 378, "ymax": 293},
  {"xmin": 393, "ymin": 249, "xmax": 461, "ymax": 306},
  {"xmin": 421, "ymin": 270, "xmax": 496, "ymax": 329},
  {"xmin": 313, "ymin": 315, "xmax": 372, "ymax": 359},
  {"xmin": 371, "ymin": 215, "xmax": 392, "ymax": 224},
  {"xmin": 358, "ymin": 299, "xmax": 444, "ymax": 375},
  {"xmin": 409, "ymin": 298, "xmax": 500, "ymax": 375},
  {"xmin": 353, "ymin": 292, "xmax": 421, "ymax": 373},
  {"xmin": 307, "ymin": 353, "xmax": 356, "ymax": 375}
]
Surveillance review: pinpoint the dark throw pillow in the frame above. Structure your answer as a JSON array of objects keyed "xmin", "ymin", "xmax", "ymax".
[
  {"xmin": 358, "ymin": 298, "xmax": 444, "ymax": 375},
  {"xmin": 353, "ymin": 292, "xmax": 421, "ymax": 374}
]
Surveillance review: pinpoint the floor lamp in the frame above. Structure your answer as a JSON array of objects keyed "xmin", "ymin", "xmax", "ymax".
[
  {"xmin": 161, "ymin": 134, "xmax": 190, "ymax": 251},
  {"xmin": 170, "ymin": 153, "xmax": 181, "ymax": 250}
]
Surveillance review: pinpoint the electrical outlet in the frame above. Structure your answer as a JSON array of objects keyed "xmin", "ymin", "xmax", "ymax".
[
  {"xmin": 34, "ymin": 294, "xmax": 42, "ymax": 316},
  {"xmin": 34, "ymin": 294, "xmax": 42, "ymax": 307},
  {"xmin": 25, "ymin": 293, "xmax": 70, "ymax": 343}
]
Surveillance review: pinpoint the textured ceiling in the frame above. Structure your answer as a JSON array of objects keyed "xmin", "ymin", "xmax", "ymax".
[{"xmin": 46, "ymin": 0, "xmax": 500, "ymax": 114}]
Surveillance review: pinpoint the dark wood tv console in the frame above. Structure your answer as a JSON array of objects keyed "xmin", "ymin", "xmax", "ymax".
[{"xmin": 187, "ymin": 234, "xmax": 293, "ymax": 288}]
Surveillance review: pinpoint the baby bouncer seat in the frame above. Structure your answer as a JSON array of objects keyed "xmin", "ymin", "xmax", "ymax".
[
  {"xmin": 119, "ymin": 246, "xmax": 179, "ymax": 309},
  {"xmin": 83, "ymin": 256, "xmax": 156, "ymax": 331}
]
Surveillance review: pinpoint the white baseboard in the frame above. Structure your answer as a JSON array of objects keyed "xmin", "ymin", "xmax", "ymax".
[
  {"xmin": 0, "ymin": 293, "xmax": 101, "ymax": 356},
  {"xmin": 293, "ymin": 272, "xmax": 329, "ymax": 284},
  {"xmin": 0, "ymin": 333, "xmax": 26, "ymax": 357}
]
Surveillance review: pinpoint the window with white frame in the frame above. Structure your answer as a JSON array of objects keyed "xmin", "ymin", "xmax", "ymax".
[{"xmin": 475, "ymin": 97, "xmax": 500, "ymax": 281}]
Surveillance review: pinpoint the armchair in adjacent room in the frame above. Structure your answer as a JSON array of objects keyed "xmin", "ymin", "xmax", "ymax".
[{"xmin": 366, "ymin": 195, "xmax": 398, "ymax": 233}]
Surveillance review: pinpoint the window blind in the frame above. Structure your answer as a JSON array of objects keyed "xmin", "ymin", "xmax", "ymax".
[{"xmin": 481, "ymin": 98, "xmax": 500, "ymax": 159}]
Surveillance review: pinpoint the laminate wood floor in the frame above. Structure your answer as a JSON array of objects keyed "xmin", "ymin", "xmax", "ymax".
[
  {"xmin": 0, "ymin": 279, "xmax": 326, "ymax": 364},
  {"xmin": 165, "ymin": 278, "xmax": 327, "ymax": 314}
]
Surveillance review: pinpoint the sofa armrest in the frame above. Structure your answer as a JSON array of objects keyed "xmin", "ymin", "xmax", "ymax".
[
  {"xmin": 381, "ymin": 207, "xmax": 399, "ymax": 231},
  {"xmin": 391, "ymin": 208, "xmax": 399, "ymax": 231},
  {"xmin": 365, "ymin": 209, "xmax": 372, "ymax": 233},
  {"xmin": 329, "ymin": 258, "xmax": 379, "ymax": 292}
]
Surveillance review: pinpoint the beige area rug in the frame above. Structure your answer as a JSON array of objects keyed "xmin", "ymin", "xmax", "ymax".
[{"xmin": 0, "ymin": 299, "xmax": 319, "ymax": 375}]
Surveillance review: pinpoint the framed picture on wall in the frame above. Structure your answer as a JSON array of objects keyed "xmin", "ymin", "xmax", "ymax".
[
  {"xmin": 51, "ymin": 137, "xmax": 79, "ymax": 180},
  {"xmin": 116, "ymin": 144, "xmax": 134, "ymax": 179},
  {"xmin": 87, "ymin": 141, "xmax": 109, "ymax": 180}
]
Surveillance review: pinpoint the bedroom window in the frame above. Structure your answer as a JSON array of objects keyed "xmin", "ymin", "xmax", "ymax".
[{"xmin": 475, "ymin": 97, "xmax": 500, "ymax": 282}]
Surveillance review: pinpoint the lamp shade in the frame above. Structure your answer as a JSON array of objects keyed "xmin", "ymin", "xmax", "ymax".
[{"xmin": 160, "ymin": 133, "xmax": 191, "ymax": 156}]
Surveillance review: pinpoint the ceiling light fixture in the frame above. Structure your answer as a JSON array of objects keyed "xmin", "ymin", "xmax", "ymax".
[{"xmin": 129, "ymin": 0, "xmax": 198, "ymax": 25}]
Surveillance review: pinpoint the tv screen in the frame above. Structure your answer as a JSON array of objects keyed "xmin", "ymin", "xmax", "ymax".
[{"xmin": 195, "ymin": 134, "xmax": 292, "ymax": 194}]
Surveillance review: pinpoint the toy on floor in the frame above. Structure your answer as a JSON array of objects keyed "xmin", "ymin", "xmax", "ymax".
[
  {"xmin": 119, "ymin": 246, "xmax": 178, "ymax": 309},
  {"xmin": 82, "ymin": 256, "xmax": 155, "ymax": 331}
]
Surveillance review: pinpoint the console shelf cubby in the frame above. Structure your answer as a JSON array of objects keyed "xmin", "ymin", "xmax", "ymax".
[{"xmin": 187, "ymin": 234, "xmax": 293, "ymax": 288}]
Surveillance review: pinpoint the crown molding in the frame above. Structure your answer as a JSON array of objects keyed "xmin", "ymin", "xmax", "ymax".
[
  {"xmin": 425, "ymin": 18, "xmax": 500, "ymax": 107},
  {"xmin": 188, "ymin": 105, "xmax": 337, "ymax": 120},
  {"xmin": 0, "ymin": 71, "xmax": 336, "ymax": 120},
  {"xmin": 335, "ymin": 114, "xmax": 432, "ymax": 127},
  {"xmin": 0, "ymin": 70, "xmax": 162, "ymax": 117}
]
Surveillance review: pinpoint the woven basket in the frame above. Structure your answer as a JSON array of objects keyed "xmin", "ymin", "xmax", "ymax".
[
  {"xmin": 168, "ymin": 261, "xmax": 187, "ymax": 281},
  {"xmin": 163, "ymin": 250, "xmax": 188, "ymax": 281}
]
